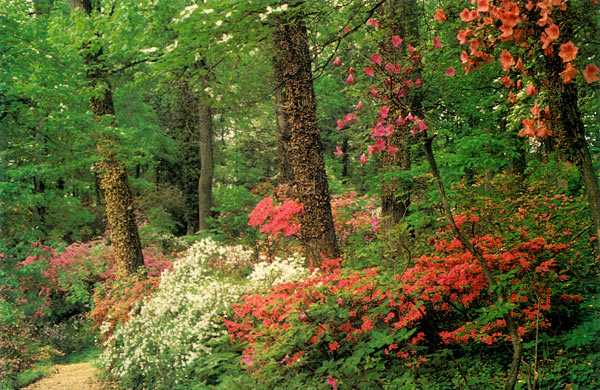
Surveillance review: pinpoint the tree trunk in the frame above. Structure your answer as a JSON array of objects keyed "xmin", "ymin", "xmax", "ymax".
[
  {"xmin": 273, "ymin": 53, "xmax": 295, "ymax": 185},
  {"xmin": 197, "ymin": 96, "xmax": 213, "ymax": 231},
  {"xmin": 274, "ymin": 72, "xmax": 295, "ymax": 185},
  {"xmin": 545, "ymin": 19, "xmax": 600, "ymax": 251},
  {"xmin": 272, "ymin": 10, "xmax": 340, "ymax": 265},
  {"xmin": 379, "ymin": 0, "xmax": 419, "ymax": 228},
  {"xmin": 70, "ymin": 0, "xmax": 144, "ymax": 277}
]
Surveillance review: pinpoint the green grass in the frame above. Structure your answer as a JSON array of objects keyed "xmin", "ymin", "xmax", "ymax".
[
  {"xmin": 54, "ymin": 344, "xmax": 100, "ymax": 365},
  {"xmin": 13, "ymin": 363, "xmax": 55, "ymax": 389}
]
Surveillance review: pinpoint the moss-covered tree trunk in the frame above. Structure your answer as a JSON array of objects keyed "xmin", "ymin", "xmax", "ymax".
[
  {"xmin": 70, "ymin": 0, "xmax": 144, "ymax": 277},
  {"xmin": 172, "ymin": 80, "xmax": 201, "ymax": 234},
  {"xmin": 273, "ymin": 57, "xmax": 295, "ymax": 186},
  {"xmin": 379, "ymin": 0, "xmax": 420, "ymax": 228},
  {"xmin": 546, "ymin": 15, "xmax": 600, "ymax": 251},
  {"xmin": 272, "ymin": 10, "xmax": 339, "ymax": 265},
  {"xmin": 197, "ymin": 95, "xmax": 213, "ymax": 231}
]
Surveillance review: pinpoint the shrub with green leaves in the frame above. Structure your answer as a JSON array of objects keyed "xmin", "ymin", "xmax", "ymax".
[{"xmin": 101, "ymin": 238, "xmax": 308, "ymax": 389}]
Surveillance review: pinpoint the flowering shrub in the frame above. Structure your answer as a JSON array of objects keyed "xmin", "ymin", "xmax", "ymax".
[
  {"xmin": 248, "ymin": 196, "xmax": 303, "ymax": 237},
  {"xmin": 100, "ymin": 238, "xmax": 307, "ymax": 389},
  {"xmin": 247, "ymin": 253, "xmax": 308, "ymax": 292},
  {"xmin": 91, "ymin": 273, "xmax": 161, "ymax": 340},
  {"xmin": 330, "ymin": 191, "xmax": 377, "ymax": 245},
  {"xmin": 224, "ymin": 187, "xmax": 593, "ymax": 388},
  {"xmin": 225, "ymin": 261, "xmax": 426, "ymax": 389}
]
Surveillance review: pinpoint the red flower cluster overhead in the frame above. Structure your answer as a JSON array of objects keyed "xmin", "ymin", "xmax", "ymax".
[{"xmin": 436, "ymin": 0, "xmax": 597, "ymax": 139}]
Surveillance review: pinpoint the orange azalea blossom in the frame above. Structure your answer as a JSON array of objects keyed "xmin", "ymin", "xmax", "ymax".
[
  {"xmin": 558, "ymin": 41, "xmax": 578, "ymax": 63},
  {"xmin": 520, "ymin": 118, "xmax": 536, "ymax": 137},
  {"xmin": 460, "ymin": 8, "xmax": 479, "ymax": 22},
  {"xmin": 477, "ymin": 0, "xmax": 489, "ymax": 12},
  {"xmin": 515, "ymin": 58, "xmax": 523, "ymax": 70},
  {"xmin": 499, "ymin": 50, "xmax": 515, "ymax": 71},
  {"xmin": 559, "ymin": 63, "xmax": 579, "ymax": 83},
  {"xmin": 501, "ymin": 75, "xmax": 515, "ymax": 88},
  {"xmin": 536, "ymin": 120, "xmax": 551, "ymax": 138},
  {"xmin": 526, "ymin": 83, "xmax": 538, "ymax": 96},
  {"xmin": 499, "ymin": 25, "xmax": 514, "ymax": 41},
  {"xmin": 457, "ymin": 29, "xmax": 472, "ymax": 45},
  {"xmin": 434, "ymin": 8, "xmax": 447, "ymax": 22},
  {"xmin": 544, "ymin": 24, "xmax": 559, "ymax": 41},
  {"xmin": 537, "ymin": 11, "xmax": 552, "ymax": 27},
  {"xmin": 540, "ymin": 32, "xmax": 553, "ymax": 50},
  {"xmin": 583, "ymin": 63, "xmax": 600, "ymax": 84}
]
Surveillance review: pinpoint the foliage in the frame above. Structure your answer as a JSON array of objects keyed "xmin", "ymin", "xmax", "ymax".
[
  {"xmin": 224, "ymin": 182, "xmax": 597, "ymax": 388},
  {"xmin": 100, "ymin": 238, "xmax": 308, "ymax": 389},
  {"xmin": 0, "ymin": 320, "xmax": 60, "ymax": 386}
]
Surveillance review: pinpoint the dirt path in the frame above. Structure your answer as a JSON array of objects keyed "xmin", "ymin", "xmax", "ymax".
[{"xmin": 23, "ymin": 362, "xmax": 117, "ymax": 390}]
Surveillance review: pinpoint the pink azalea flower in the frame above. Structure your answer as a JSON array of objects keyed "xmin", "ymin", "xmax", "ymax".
[
  {"xmin": 332, "ymin": 57, "xmax": 341, "ymax": 67},
  {"xmin": 379, "ymin": 105, "xmax": 389, "ymax": 118},
  {"xmin": 334, "ymin": 146, "xmax": 343, "ymax": 156},
  {"xmin": 366, "ymin": 18, "xmax": 379, "ymax": 28},
  {"xmin": 360, "ymin": 153, "xmax": 368, "ymax": 164},
  {"xmin": 371, "ymin": 216, "xmax": 379, "ymax": 231},
  {"xmin": 370, "ymin": 53, "xmax": 382, "ymax": 66},
  {"xmin": 391, "ymin": 35, "xmax": 402, "ymax": 48},
  {"xmin": 343, "ymin": 113, "xmax": 357, "ymax": 125},
  {"xmin": 446, "ymin": 67, "xmax": 455, "ymax": 77}
]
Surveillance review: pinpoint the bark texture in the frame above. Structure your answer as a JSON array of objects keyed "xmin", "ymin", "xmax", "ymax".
[
  {"xmin": 379, "ymin": 0, "xmax": 419, "ymax": 227},
  {"xmin": 272, "ymin": 10, "xmax": 339, "ymax": 265},
  {"xmin": 71, "ymin": 0, "xmax": 144, "ymax": 277},
  {"xmin": 545, "ymin": 20, "xmax": 600, "ymax": 250},
  {"xmin": 197, "ymin": 95, "xmax": 213, "ymax": 231},
  {"xmin": 170, "ymin": 80, "xmax": 201, "ymax": 234},
  {"xmin": 274, "ymin": 61, "xmax": 295, "ymax": 185}
]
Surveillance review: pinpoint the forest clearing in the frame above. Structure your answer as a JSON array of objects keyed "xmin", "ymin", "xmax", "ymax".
[{"xmin": 1, "ymin": 0, "xmax": 599, "ymax": 389}]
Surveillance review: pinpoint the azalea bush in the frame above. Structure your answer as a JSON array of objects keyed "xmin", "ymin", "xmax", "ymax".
[
  {"xmin": 223, "ymin": 184, "xmax": 597, "ymax": 389},
  {"xmin": 100, "ymin": 237, "xmax": 308, "ymax": 389}
]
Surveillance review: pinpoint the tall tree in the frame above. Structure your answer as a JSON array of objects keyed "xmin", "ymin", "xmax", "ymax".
[
  {"xmin": 379, "ymin": 0, "xmax": 420, "ymax": 227},
  {"xmin": 272, "ymin": 7, "xmax": 340, "ymax": 264},
  {"xmin": 197, "ymin": 85, "xmax": 214, "ymax": 231},
  {"xmin": 544, "ymin": 8, "xmax": 600, "ymax": 250},
  {"xmin": 70, "ymin": 0, "xmax": 144, "ymax": 276},
  {"xmin": 273, "ymin": 56, "xmax": 295, "ymax": 186}
]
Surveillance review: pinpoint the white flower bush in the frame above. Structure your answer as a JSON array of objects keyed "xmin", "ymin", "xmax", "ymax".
[
  {"xmin": 248, "ymin": 253, "xmax": 308, "ymax": 292},
  {"xmin": 101, "ymin": 238, "xmax": 307, "ymax": 389}
]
